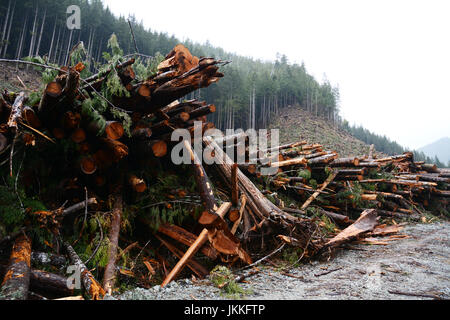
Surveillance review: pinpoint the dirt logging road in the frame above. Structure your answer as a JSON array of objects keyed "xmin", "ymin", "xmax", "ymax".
[{"xmin": 118, "ymin": 221, "xmax": 450, "ymax": 300}]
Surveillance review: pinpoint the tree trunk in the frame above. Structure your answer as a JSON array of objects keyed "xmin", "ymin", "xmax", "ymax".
[
  {"xmin": 65, "ymin": 29, "xmax": 74, "ymax": 66},
  {"xmin": 28, "ymin": 5, "xmax": 39, "ymax": 60},
  {"xmin": 1, "ymin": 0, "xmax": 14, "ymax": 58},
  {"xmin": 48, "ymin": 17, "xmax": 57, "ymax": 62},
  {"xmin": 0, "ymin": 0, "xmax": 11, "ymax": 54},
  {"xmin": 34, "ymin": 9, "xmax": 46, "ymax": 56}
]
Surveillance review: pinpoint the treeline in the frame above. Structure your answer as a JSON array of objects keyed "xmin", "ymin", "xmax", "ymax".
[
  {"xmin": 340, "ymin": 120, "xmax": 449, "ymax": 167},
  {"xmin": 0, "ymin": 0, "xmax": 339, "ymax": 131}
]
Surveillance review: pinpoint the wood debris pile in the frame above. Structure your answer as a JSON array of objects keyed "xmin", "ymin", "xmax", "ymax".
[{"xmin": 0, "ymin": 43, "xmax": 447, "ymax": 300}]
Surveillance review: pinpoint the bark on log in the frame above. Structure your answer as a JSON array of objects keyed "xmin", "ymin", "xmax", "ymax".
[
  {"xmin": 183, "ymin": 140, "xmax": 218, "ymax": 225},
  {"xmin": 0, "ymin": 265, "xmax": 72, "ymax": 298},
  {"xmin": 330, "ymin": 157, "xmax": 360, "ymax": 167},
  {"xmin": 203, "ymin": 136, "xmax": 301, "ymax": 226},
  {"xmin": 38, "ymin": 81, "xmax": 62, "ymax": 117},
  {"xmin": 63, "ymin": 242, "xmax": 105, "ymax": 300},
  {"xmin": 7, "ymin": 91, "xmax": 26, "ymax": 129},
  {"xmin": 103, "ymin": 190, "xmax": 123, "ymax": 295},
  {"xmin": 307, "ymin": 153, "xmax": 338, "ymax": 165},
  {"xmin": 31, "ymin": 252, "xmax": 67, "ymax": 268},
  {"xmin": 30, "ymin": 269, "xmax": 73, "ymax": 298},
  {"xmin": 0, "ymin": 233, "xmax": 31, "ymax": 300},
  {"xmin": 231, "ymin": 163, "xmax": 239, "ymax": 207},
  {"xmin": 61, "ymin": 197, "xmax": 97, "ymax": 217}
]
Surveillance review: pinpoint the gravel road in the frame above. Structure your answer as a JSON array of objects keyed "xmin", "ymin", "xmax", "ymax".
[{"xmin": 116, "ymin": 221, "xmax": 450, "ymax": 300}]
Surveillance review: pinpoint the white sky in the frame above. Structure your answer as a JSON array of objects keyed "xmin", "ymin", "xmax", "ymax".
[{"xmin": 103, "ymin": 0, "xmax": 450, "ymax": 150}]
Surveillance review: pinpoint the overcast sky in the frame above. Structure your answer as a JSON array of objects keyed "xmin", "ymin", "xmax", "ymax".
[{"xmin": 103, "ymin": 0, "xmax": 449, "ymax": 150}]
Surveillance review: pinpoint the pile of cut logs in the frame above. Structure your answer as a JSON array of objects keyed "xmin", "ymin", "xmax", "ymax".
[
  {"xmin": 223, "ymin": 133, "xmax": 449, "ymax": 222},
  {"xmin": 0, "ymin": 44, "xmax": 447, "ymax": 301}
]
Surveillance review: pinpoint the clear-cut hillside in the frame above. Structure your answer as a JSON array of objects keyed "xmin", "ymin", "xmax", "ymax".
[{"xmin": 269, "ymin": 105, "xmax": 385, "ymax": 158}]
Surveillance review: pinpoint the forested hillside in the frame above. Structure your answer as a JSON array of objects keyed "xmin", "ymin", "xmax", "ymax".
[{"xmin": 0, "ymin": 0, "xmax": 339, "ymax": 131}]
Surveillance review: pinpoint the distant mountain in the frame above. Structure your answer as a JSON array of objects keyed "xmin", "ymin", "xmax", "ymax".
[{"xmin": 418, "ymin": 137, "xmax": 450, "ymax": 165}]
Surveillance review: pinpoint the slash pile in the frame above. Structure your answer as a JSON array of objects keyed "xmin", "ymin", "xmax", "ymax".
[
  {"xmin": 230, "ymin": 136, "xmax": 449, "ymax": 221},
  {"xmin": 0, "ymin": 41, "xmax": 448, "ymax": 301}
]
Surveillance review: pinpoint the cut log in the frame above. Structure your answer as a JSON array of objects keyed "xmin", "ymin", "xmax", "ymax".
[
  {"xmin": 0, "ymin": 233, "xmax": 31, "ymax": 300},
  {"xmin": 231, "ymin": 163, "xmax": 239, "ymax": 207},
  {"xmin": 335, "ymin": 174, "xmax": 363, "ymax": 181},
  {"xmin": 212, "ymin": 131, "xmax": 248, "ymax": 146},
  {"xmin": 330, "ymin": 157, "xmax": 360, "ymax": 167},
  {"xmin": 38, "ymin": 81, "xmax": 62, "ymax": 116},
  {"xmin": 270, "ymin": 156, "xmax": 308, "ymax": 168},
  {"xmin": 62, "ymin": 197, "xmax": 98, "ymax": 217},
  {"xmin": 300, "ymin": 170, "xmax": 338, "ymax": 210},
  {"xmin": 71, "ymin": 128, "xmax": 86, "ymax": 143},
  {"xmin": 103, "ymin": 190, "xmax": 123, "ymax": 295},
  {"xmin": 188, "ymin": 104, "xmax": 216, "ymax": 119},
  {"xmin": 30, "ymin": 269, "xmax": 73, "ymax": 298},
  {"xmin": 261, "ymin": 141, "xmax": 307, "ymax": 153},
  {"xmin": 160, "ymin": 202, "xmax": 231, "ymax": 287},
  {"xmin": 105, "ymin": 121, "xmax": 124, "ymax": 140},
  {"xmin": 31, "ymin": 251, "xmax": 67, "ymax": 268},
  {"xmin": 203, "ymin": 136, "xmax": 301, "ymax": 226},
  {"xmin": 323, "ymin": 209, "xmax": 379, "ymax": 248},
  {"xmin": 7, "ymin": 91, "xmax": 26, "ymax": 129},
  {"xmin": 136, "ymin": 139, "xmax": 167, "ymax": 158},
  {"xmin": 183, "ymin": 140, "xmax": 218, "ymax": 225},
  {"xmin": 230, "ymin": 195, "xmax": 247, "ymax": 235},
  {"xmin": 80, "ymin": 156, "xmax": 97, "ymax": 175},
  {"xmin": 320, "ymin": 210, "xmax": 353, "ymax": 226},
  {"xmin": 307, "ymin": 152, "xmax": 338, "ymax": 165},
  {"xmin": 22, "ymin": 106, "xmax": 41, "ymax": 128},
  {"xmin": 63, "ymin": 242, "xmax": 105, "ymax": 300},
  {"xmin": 100, "ymin": 138, "xmax": 129, "ymax": 161},
  {"xmin": 155, "ymin": 235, "xmax": 208, "ymax": 279},
  {"xmin": 128, "ymin": 174, "xmax": 146, "ymax": 193},
  {"xmin": 157, "ymin": 223, "xmax": 218, "ymax": 260},
  {"xmin": 131, "ymin": 127, "xmax": 152, "ymax": 140}
]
